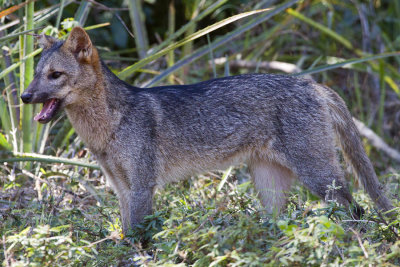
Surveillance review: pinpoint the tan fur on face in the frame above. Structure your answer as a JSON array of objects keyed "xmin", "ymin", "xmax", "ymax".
[{"xmin": 60, "ymin": 28, "xmax": 121, "ymax": 152}]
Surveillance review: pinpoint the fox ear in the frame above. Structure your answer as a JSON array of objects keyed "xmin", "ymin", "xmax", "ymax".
[
  {"xmin": 37, "ymin": 34, "xmax": 57, "ymax": 50},
  {"xmin": 64, "ymin": 27, "xmax": 92, "ymax": 62}
]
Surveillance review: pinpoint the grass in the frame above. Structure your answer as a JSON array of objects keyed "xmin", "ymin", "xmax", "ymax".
[
  {"xmin": 1, "ymin": 166, "xmax": 399, "ymax": 266},
  {"xmin": 1, "ymin": 0, "xmax": 400, "ymax": 266}
]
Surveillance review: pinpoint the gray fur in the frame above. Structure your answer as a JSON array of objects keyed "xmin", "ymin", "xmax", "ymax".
[{"xmin": 22, "ymin": 27, "xmax": 393, "ymax": 232}]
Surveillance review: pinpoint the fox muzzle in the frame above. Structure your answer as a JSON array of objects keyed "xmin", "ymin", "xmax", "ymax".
[{"xmin": 21, "ymin": 92, "xmax": 33, "ymax": 103}]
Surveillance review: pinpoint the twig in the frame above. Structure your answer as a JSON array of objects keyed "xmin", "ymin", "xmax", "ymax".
[
  {"xmin": 2, "ymin": 235, "xmax": 10, "ymax": 267},
  {"xmin": 353, "ymin": 118, "xmax": 400, "ymax": 162},
  {"xmin": 0, "ymin": 0, "xmax": 37, "ymax": 19},
  {"xmin": 0, "ymin": 26, "xmax": 45, "ymax": 42},
  {"xmin": 210, "ymin": 58, "xmax": 314, "ymax": 81},
  {"xmin": 211, "ymin": 58, "xmax": 303, "ymax": 74},
  {"xmin": 1, "ymin": 152, "xmax": 100, "ymax": 170},
  {"xmin": 0, "ymin": 4, "xmax": 60, "ymax": 32},
  {"xmin": 78, "ymin": 0, "xmax": 134, "ymax": 38},
  {"xmin": 74, "ymin": 226, "xmax": 102, "ymax": 237},
  {"xmin": 350, "ymin": 228, "xmax": 372, "ymax": 267},
  {"xmin": 115, "ymin": 12, "xmax": 135, "ymax": 39},
  {"xmin": 87, "ymin": 231, "xmax": 120, "ymax": 247},
  {"xmin": 342, "ymin": 219, "xmax": 372, "ymax": 223}
]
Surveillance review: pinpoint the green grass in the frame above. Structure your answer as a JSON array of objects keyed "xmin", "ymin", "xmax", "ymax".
[
  {"xmin": 1, "ymin": 167, "xmax": 399, "ymax": 266},
  {"xmin": 1, "ymin": 0, "xmax": 400, "ymax": 266}
]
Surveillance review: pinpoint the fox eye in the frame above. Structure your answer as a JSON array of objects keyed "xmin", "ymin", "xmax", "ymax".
[{"xmin": 49, "ymin": 71, "xmax": 62, "ymax": 80}]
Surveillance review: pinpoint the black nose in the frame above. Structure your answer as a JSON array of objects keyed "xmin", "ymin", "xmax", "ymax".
[{"xmin": 21, "ymin": 92, "xmax": 33, "ymax": 103}]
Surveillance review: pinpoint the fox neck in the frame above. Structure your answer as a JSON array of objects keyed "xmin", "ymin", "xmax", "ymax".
[{"xmin": 65, "ymin": 69, "xmax": 122, "ymax": 153}]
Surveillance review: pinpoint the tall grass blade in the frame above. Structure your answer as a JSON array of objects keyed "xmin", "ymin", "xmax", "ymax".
[
  {"xmin": 74, "ymin": 1, "xmax": 92, "ymax": 26},
  {"xmin": 37, "ymin": 121, "xmax": 50, "ymax": 154},
  {"xmin": 353, "ymin": 73, "xmax": 364, "ymax": 122},
  {"xmin": 118, "ymin": 7, "xmax": 277, "ymax": 80},
  {"xmin": 181, "ymin": 0, "xmax": 201, "ymax": 65},
  {"xmin": 152, "ymin": 0, "xmax": 227, "ymax": 55},
  {"xmin": 128, "ymin": 0, "xmax": 149, "ymax": 59},
  {"xmin": 383, "ymin": 76, "xmax": 399, "ymax": 95},
  {"xmin": 5, "ymin": 86, "xmax": 18, "ymax": 141},
  {"xmin": 83, "ymin": 23, "xmax": 110, "ymax": 31},
  {"xmin": 21, "ymin": 0, "xmax": 35, "ymax": 153},
  {"xmin": 207, "ymin": 34, "xmax": 217, "ymax": 78},
  {"xmin": 0, "ymin": 97, "xmax": 12, "ymax": 138},
  {"xmin": 145, "ymin": 0, "xmax": 299, "ymax": 86},
  {"xmin": 167, "ymin": 0, "xmax": 176, "ymax": 84},
  {"xmin": 0, "ymin": 27, "xmax": 44, "ymax": 42},
  {"xmin": 294, "ymin": 51, "xmax": 400, "ymax": 84},
  {"xmin": 0, "ymin": 49, "xmax": 42, "ymax": 80},
  {"xmin": 55, "ymin": 0, "xmax": 66, "ymax": 29},
  {"xmin": 217, "ymin": 166, "xmax": 233, "ymax": 191},
  {"xmin": 0, "ymin": 49, "xmax": 15, "ymax": 137},
  {"xmin": 378, "ymin": 61, "xmax": 386, "ymax": 136},
  {"xmin": 224, "ymin": 55, "xmax": 230, "ymax": 77},
  {"xmin": 287, "ymin": 8, "xmax": 353, "ymax": 50}
]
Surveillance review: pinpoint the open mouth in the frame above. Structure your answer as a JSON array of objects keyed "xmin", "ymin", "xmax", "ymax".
[{"xmin": 34, "ymin": 98, "xmax": 61, "ymax": 124}]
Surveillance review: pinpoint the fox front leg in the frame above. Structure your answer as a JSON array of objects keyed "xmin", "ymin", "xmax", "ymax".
[
  {"xmin": 98, "ymin": 157, "xmax": 156, "ymax": 233},
  {"xmin": 118, "ymin": 186, "xmax": 154, "ymax": 233}
]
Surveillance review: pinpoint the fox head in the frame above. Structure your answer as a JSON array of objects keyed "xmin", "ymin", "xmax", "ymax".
[{"xmin": 21, "ymin": 27, "xmax": 101, "ymax": 123}]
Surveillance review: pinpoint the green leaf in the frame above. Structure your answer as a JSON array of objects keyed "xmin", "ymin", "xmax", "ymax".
[{"xmin": 0, "ymin": 133, "xmax": 12, "ymax": 151}]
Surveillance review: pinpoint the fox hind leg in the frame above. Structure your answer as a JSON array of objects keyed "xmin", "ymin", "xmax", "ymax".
[
  {"xmin": 289, "ymin": 150, "xmax": 364, "ymax": 218},
  {"xmin": 248, "ymin": 160, "xmax": 295, "ymax": 214}
]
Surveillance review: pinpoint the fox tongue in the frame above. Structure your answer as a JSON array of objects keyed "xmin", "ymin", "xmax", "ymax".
[{"xmin": 34, "ymin": 99, "xmax": 57, "ymax": 121}]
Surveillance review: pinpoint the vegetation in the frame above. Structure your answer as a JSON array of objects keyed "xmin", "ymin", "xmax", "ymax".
[{"xmin": 1, "ymin": 0, "xmax": 399, "ymax": 265}]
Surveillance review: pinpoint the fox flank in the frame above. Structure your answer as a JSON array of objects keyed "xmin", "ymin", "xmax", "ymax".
[{"xmin": 22, "ymin": 27, "xmax": 393, "ymax": 232}]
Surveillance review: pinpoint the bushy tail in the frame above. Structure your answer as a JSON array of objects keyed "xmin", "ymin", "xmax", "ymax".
[{"xmin": 324, "ymin": 86, "xmax": 394, "ymax": 213}]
